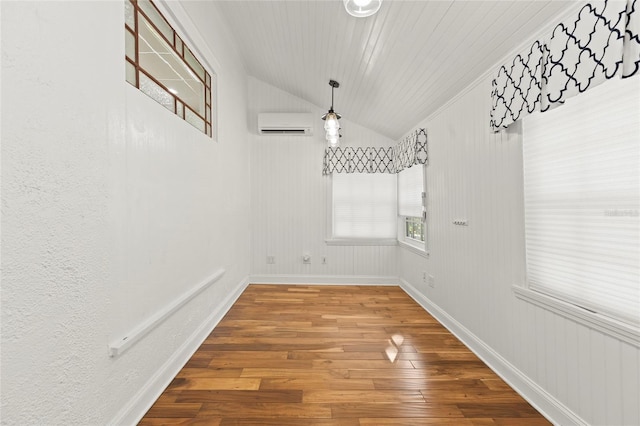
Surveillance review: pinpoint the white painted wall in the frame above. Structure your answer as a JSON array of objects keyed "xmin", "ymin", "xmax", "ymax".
[
  {"xmin": 398, "ymin": 69, "xmax": 640, "ymax": 425},
  {"xmin": 1, "ymin": 1, "xmax": 250, "ymax": 424},
  {"xmin": 248, "ymin": 78, "xmax": 397, "ymax": 281}
]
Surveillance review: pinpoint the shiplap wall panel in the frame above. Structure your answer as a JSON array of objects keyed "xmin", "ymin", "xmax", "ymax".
[
  {"xmin": 591, "ymin": 331, "xmax": 607, "ymax": 425},
  {"xmin": 606, "ymin": 338, "xmax": 623, "ymax": 424},
  {"xmin": 577, "ymin": 323, "xmax": 593, "ymax": 421},
  {"xmin": 249, "ymin": 78, "xmax": 397, "ymax": 279},
  {"xmin": 622, "ymin": 342, "xmax": 640, "ymax": 424},
  {"xmin": 564, "ymin": 319, "xmax": 579, "ymax": 413},
  {"xmin": 398, "ymin": 72, "xmax": 640, "ymax": 425}
]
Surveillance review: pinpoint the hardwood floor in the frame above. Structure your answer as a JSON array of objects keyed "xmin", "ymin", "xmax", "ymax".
[{"xmin": 139, "ymin": 284, "xmax": 550, "ymax": 425}]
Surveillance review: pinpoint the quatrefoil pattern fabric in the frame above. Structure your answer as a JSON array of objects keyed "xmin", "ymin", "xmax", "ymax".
[
  {"xmin": 543, "ymin": 0, "xmax": 627, "ymax": 109},
  {"xmin": 490, "ymin": 0, "xmax": 639, "ymax": 131},
  {"xmin": 490, "ymin": 41, "xmax": 545, "ymax": 131},
  {"xmin": 322, "ymin": 147, "xmax": 394, "ymax": 175},
  {"xmin": 393, "ymin": 129, "xmax": 428, "ymax": 174},
  {"xmin": 323, "ymin": 129, "xmax": 428, "ymax": 175}
]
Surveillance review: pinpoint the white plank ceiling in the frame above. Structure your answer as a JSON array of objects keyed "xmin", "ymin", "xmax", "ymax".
[{"xmin": 215, "ymin": 0, "xmax": 575, "ymax": 140}]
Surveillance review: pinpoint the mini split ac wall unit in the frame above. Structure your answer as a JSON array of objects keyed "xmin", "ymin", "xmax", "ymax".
[{"xmin": 257, "ymin": 113, "xmax": 314, "ymax": 135}]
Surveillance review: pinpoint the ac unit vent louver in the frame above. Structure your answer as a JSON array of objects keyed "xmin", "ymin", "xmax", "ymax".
[{"xmin": 258, "ymin": 113, "xmax": 314, "ymax": 136}]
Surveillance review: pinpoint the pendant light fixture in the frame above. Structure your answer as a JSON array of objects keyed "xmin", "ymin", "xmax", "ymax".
[
  {"xmin": 321, "ymin": 80, "xmax": 341, "ymax": 148},
  {"xmin": 344, "ymin": 0, "xmax": 382, "ymax": 18}
]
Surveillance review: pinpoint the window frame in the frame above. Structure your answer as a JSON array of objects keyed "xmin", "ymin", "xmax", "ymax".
[
  {"xmin": 397, "ymin": 164, "xmax": 428, "ymax": 257},
  {"xmin": 125, "ymin": 0, "xmax": 214, "ymax": 137}
]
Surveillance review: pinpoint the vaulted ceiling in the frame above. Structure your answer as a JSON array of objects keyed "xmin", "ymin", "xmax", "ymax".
[{"xmin": 215, "ymin": 0, "xmax": 575, "ymax": 140}]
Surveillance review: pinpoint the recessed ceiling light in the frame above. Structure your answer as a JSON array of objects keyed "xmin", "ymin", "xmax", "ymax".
[{"xmin": 343, "ymin": 0, "xmax": 382, "ymax": 18}]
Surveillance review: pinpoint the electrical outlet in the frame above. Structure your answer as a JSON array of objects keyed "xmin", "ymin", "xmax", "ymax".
[
  {"xmin": 267, "ymin": 255, "xmax": 275, "ymax": 264},
  {"xmin": 428, "ymin": 275, "xmax": 435, "ymax": 288},
  {"xmin": 422, "ymin": 272, "xmax": 427, "ymax": 284}
]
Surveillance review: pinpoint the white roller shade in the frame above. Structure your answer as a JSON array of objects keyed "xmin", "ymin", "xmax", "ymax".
[
  {"xmin": 398, "ymin": 165, "xmax": 424, "ymax": 217},
  {"xmin": 523, "ymin": 76, "xmax": 640, "ymax": 327},
  {"xmin": 332, "ymin": 173, "xmax": 397, "ymax": 239}
]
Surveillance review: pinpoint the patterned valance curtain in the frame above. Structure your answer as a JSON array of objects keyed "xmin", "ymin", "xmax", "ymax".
[
  {"xmin": 322, "ymin": 147, "xmax": 394, "ymax": 174},
  {"xmin": 392, "ymin": 128, "xmax": 428, "ymax": 173},
  {"xmin": 323, "ymin": 128, "xmax": 428, "ymax": 175},
  {"xmin": 490, "ymin": 0, "xmax": 639, "ymax": 131}
]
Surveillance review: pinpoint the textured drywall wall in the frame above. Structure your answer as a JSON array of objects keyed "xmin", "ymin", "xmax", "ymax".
[{"xmin": 1, "ymin": 1, "xmax": 250, "ymax": 424}]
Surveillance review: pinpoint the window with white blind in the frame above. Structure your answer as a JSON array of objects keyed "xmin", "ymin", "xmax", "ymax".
[
  {"xmin": 398, "ymin": 165, "xmax": 426, "ymax": 251},
  {"xmin": 330, "ymin": 173, "xmax": 397, "ymax": 243},
  {"xmin": 520, "ymin": 76, "xmax": 640, "ymax": 338}
]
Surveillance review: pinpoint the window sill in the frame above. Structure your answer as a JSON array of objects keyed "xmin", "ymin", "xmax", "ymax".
[
  {"xmin": 513, "ymin": 286, "xmax": 639, "ymax": 348},
  {"xmin": 325, "ymin": 238, "xmax": 398, "ymax": 246},
  {"xmin": 398, "ymin": 240, "xmax": 429, "ymax": 258}
]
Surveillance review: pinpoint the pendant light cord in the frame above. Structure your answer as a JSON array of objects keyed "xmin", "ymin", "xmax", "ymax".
[{"xmin": 331, "ymin": 85, "xmax": 334, "ymax": 111}]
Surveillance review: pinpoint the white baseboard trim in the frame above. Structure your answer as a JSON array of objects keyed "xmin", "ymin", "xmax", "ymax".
[
  {"xmin": 400, "ymin": 279, "xmax": 587, "ymax": 426},
  {"xmin": 108, "ymin": 275, "xmax": 250, "ymax": 426},
  {"xmin": 249, "ymin": 274, "xmax": 400, "ymax": 286}
]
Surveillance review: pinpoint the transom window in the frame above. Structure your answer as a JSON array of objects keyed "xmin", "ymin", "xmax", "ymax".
[{"xmin": 125, "ymin": 0, "xmax": 213, "ymax": 137}]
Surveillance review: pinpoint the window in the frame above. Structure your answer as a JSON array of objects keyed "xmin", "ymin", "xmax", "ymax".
[
  {"xmin": 405, "ymin": 217, "xmax": 424, "ymax": 242},
  {"xmin": 398, "ymin": 165, "xmax": 426, "ymax": 251},
  {"xmin": 125, "ymin": 0, "xmax": 213, "ymax": 137},
  {"xmin": 330, "ymin": 173, "xmax": 397, "ymax": 242},
  {"xmin": 521, "ymin": 76, "xmax": 639, "ymax": 333}
]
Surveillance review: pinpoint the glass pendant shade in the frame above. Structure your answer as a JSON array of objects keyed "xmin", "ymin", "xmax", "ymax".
[
  {"xmin": 324, "ymin": 113, "xmax": 340, "ymax": 132},
  {"xmin": 327, "ymin": 135, "xmax": 340, "ymax": 147},
  {"xmin": 344, "ymin": 0, "xmax": 382, "ymax": 18},
  {"xmin": 326, "ymin": 129, "xmax": 339, "ymax": 140}
]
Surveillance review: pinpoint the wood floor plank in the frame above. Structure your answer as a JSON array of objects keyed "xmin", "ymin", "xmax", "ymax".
[
  {"xmin": 166, "ymin": 378, "xmax": 261, "ymax": 391},
  {"xmin": 348, "ymin": 367, "xmax": 469, "ymax": 380},
  {"xmin": 358, "ymin": 418, "xmax": 496, "ymax": 425},
  {"xmin": 373, "ymin": 378, "xmax": 486, "ymax": 390},
  {"xmin": 207, "ymin": 358, "xmax": 313, "ymax": 369},
  {"xmin": 421, "ymin": 389, "xmax": 528, "ymax": 403},
  {"xmin": 492, "ymin": 419, "xmax": 553, "ymax": 425},
  {"xmin": 240, "ymin": 368, "xmax": 351, "ymax": 379},
  {"xmin": 138, "ymin": 418, "xmax": 222, "ymax": 426},
  {"xmin": 343, "ymin": 343, "xmax": 417, "ymax": 352},
  {"xmin": 259, "ymin": 378, "xmax": 375, "ymax": 390},
  {"xmin": 198, "ymin": 402, "xmax": 332, "ymax": 418},
  {"xmin": 176, "ymin": 368, "xmax": 243, "ymax": 378},
  {"xmin": 310, "ymin": 359, "xmax": 415, "ymax": 369},
  {"xmin": 207, "ymin": 350, "xmax": 289, "ymax": 360},
  {"xmin": 287, "ymin": 351, "xmax": 386, "ymax": 360},
  {"xmin": 303, "ymin": 389, "xmax": 426, "ymax": 403},
  {"xmin": 218, "ymin": 418, "xmax": 359, "ymax": 426},
  {"xmin": 174, "ymin": 389, "xmax": 302, "ymax": 404},
  {"xmin": 139, "ymin": 285, "xmax": 551, "ymax": 424},
  {"xmin": 330, "ymin": 402, "xmax": 465, "ymax": 418},
  {"xmin": 457, "ymin": 402, "xmax": 546, "ymax": 418},
  {"xmin": 144, "ymin": 403, "xmax": 202, "ymax": 418}
]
